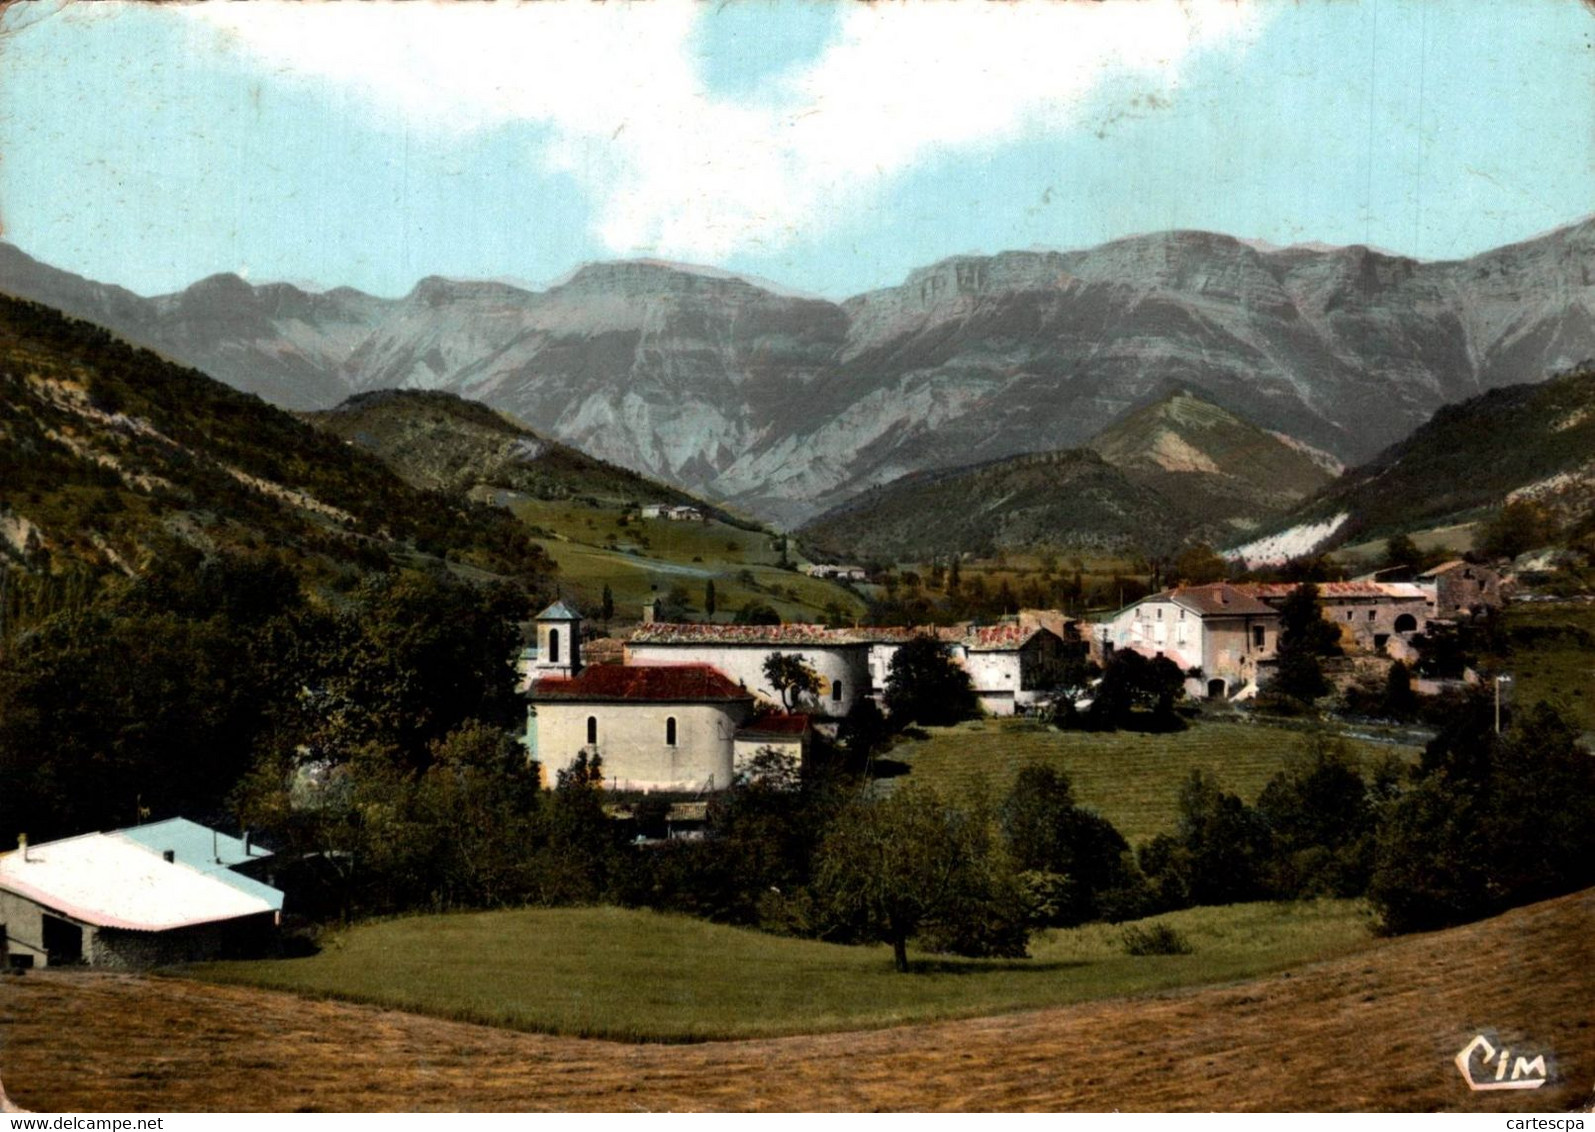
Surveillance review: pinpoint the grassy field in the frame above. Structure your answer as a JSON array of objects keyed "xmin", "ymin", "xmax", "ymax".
[
  {"xmin": 1331, "ymin": 521, "xmax": 1479, "ymax": 568},
  {"xmin": 510, "ymin": 498, "xmax": 868, "ymax": 624},
  {"xmin": 194, "ymin": 900, "xmax": 1372, "ymax": 1043},
  {"xmin": 1497, "ymin": 600, "xmax": 1595, "ymax": 732},
  {"xmin": 886, "ymin": 719, "xmax": 1419, "ymax": 845}
]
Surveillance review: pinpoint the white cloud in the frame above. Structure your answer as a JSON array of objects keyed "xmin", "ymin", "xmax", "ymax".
[{"xmin": 179, "ymin": 0, "xmax": 1268, "ymax": 262}]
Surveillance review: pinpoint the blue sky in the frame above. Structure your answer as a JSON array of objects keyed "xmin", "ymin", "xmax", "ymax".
[{"xmin": 0, "ymin": 0, "xmax": 1590, "ymax": 300}]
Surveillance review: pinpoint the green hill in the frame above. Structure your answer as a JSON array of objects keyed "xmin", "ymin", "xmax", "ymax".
[
  {"xmin": 0, "ymin": 295, "xmax": 553, "ymax": 586},
  {"xmin": 1287, "ymin": 365, "xmax": 1595, "ymax": 546},
  {"xmin": 305, "ymin": 389, "xmax": 732, "ymax": 516},
  {"xmin": 1087, "ymin": 388, "xmax": 1338, "ymax": 530},
  {"xmin": 798, "ymin": 390, "xmax": 1336, "ymax": 563},
  {"xmin": 799, "ymin": 448, "xmax": 1186, "ymax": 563}
]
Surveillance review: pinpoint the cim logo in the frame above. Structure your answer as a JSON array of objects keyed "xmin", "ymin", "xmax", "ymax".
[{"xmin": 1455, "ymin": 1034, "xmax": 1549, "ymax": 1091}]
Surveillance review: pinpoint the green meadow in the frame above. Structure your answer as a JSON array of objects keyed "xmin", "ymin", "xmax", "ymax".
[
  {"xmin": 195, "ymin": 899, "xmax": 1375, "ymax": 1043},
  {"xmin": 885, "ymin": 718, "xmax": 1420, "ymax": 845}
]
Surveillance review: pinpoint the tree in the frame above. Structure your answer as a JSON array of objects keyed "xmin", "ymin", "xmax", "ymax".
[
  {"xmin": 811, "ymin": 784, "xmax": 1029, "ymax": 971},
  {"xmin": 1254, "ymin": 735, "xmax": 1376, "ymax": 897},
  {"xmin": 947, "ymin": 558, "xmax": 961, "ymax": 594},
  {"xmin": 1478, "ymin": 500, "xmax": 1555, "ymax": 561},
  {"xmin": 1083, "ymin": 649, "xmax": 1186, "ymax": 731},
  {"xmin": 704, "ymin": 579, "xmax": 717, "ymax": 619},
  {"xmin": 1173, "ymin": 543, "xmax": 1228, "ymax": 586},
  {"xmin": 735, "ymin": 601, "xmax": 782, "ymax": 626},
  {"xmin": 1139, "ymin": 770, "xmax": 1271, "ymax": 910},
  {"xmin": 999, "ymin": 765, "xmax": 1144, "ymax": 925},
  {"xmin": 883, "ymin": 636, "xmax": 977, "ymax": 726},
  {"xmin": 1271, "ymin": 582, "xmax": 1342, "ymax": 703},
  {"xmin": 1382, "ymin": 533, "xmax": 1421, "ymax": 572},
  {"xmin": 763, "ymin": 652, "xmax": 821, "ymax": 710},
  {"xmin": 600, "ymin": 583, "xmax": 615, "ymax": 625},
  {"xmin": 1382, "ymin": 660, "xmax": 1418, "ymax": 719},
  {"xmin": 1369, "ymin": 700, "xmax": 1595, "ymax": 934}
]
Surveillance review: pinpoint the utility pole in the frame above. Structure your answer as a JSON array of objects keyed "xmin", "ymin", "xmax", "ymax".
[{"xmin": 1494, "ymin": 674, "xmax": 1512, "ymax": 735}]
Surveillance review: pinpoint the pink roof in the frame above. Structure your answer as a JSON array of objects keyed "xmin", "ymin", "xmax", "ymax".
[
  {"xmin": 0, "ymin": 833, "xmax": 277, "ymax": 932},
  {"xmin": 1233, "ymin": 581, "xmax": 1430, "ymax": 600},
  {"xmin": 534, "ymin": 663, "xmax": 752, "ymax": 703},
  {"xmin": 631, "ymin": 622, "xmax": 858, "ymax": 646}
]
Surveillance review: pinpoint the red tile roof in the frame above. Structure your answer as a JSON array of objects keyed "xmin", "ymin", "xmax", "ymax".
[
  {"xmin": 533, "ymin": 664, "xmax": 752, "ymax": 703},
  {"xmin": 737, "ymin": 711, "xmax": 812, "ymax": 737}
]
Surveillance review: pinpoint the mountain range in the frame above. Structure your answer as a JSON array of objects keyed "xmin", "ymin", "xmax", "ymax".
[{"xmin": 3, "ymin": 218, "xmax": 1593, "ymax": 526}]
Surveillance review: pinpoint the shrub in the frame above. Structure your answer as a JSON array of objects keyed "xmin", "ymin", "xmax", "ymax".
[{"xmin": 1120, "ymin": 922, "xmax": 1193, "ymax": 956}]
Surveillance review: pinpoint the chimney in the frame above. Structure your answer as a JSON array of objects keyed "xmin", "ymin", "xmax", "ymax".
[
  {"xmin": 17, "ymin": 834, "xmax": 27, "ymax": 862},
  {"xmin": 243, "ymin": 829, "xmax": 252, "ymax": 857},
  {"xmin": 163, "ymin": 849, "xmax": 176, "ymax": 863},
  {"xmin": 641, "ymin": 601, "xmax": 656, "ymax": 625}
]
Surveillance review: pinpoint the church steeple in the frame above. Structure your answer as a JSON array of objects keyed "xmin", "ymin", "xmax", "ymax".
[{"xmin": 533, "ymin": 600, "xmax": 582, "ymax": 680}]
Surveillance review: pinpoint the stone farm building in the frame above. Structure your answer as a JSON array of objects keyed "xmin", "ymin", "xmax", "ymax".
[
  {"xmin": 1232, "ymin": 581, "xmax": 1431, "ymax": 653},
  {"xmin": 0, "ymin": 821, "xmax": 283, "ymax": 969}
]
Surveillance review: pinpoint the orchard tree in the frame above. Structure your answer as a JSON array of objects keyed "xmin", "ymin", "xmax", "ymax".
[
  {"xmin": 811, "ymin": 784, "xmax": 1028, "ymax": 971},
  {"xmin": 763, "ymin": 652, "xmax": 821, "ymax": 710}
]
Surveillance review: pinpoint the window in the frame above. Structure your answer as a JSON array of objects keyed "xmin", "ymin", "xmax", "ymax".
[
  {"xmin": 548, "ymin": 628, "xmax": 561, "ymax": 665},
  {"xmin": 1368, "ymin": 610, "xmax": 1376, "ymax": 621},
  {"xmin": 1346, "ymin": 610, "xmax": 1354, "ymax": 621},
  {"xmin": 832, "ymin": 681, "xmax": 843, "ymax": 702},
  {"xmin": 665, "ymin": 717, "xmax": 677, "ymax": 746},
  {"xmin": 1252, "ymin": 625, "xmax": 1265, "ymax": 648},
  {"xmin": 586, "ymin": 716, "xmax": 597, "ymax": 745}
]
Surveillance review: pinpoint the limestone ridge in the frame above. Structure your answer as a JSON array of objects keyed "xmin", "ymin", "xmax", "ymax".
[{"xmin": 3, "ymin": 218, "xmax": 1592, "ymax": 524}]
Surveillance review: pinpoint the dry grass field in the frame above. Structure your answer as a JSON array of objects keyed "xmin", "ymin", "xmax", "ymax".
[{"xmin": 1, "ymin": 889, "xmax": 1589, "ymax": 1113}]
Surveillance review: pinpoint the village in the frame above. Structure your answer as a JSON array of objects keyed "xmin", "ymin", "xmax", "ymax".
[{"xmin": 0, "ymin": 550, "xmax": 1508, "ymax": 972}]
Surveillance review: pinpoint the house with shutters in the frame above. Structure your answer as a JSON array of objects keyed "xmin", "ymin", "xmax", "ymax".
[{"xmin": 1096, "ymin": 583, "xmax": 1280, "ymax": 699}]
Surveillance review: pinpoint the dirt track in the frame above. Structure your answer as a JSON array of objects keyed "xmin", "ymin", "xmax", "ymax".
[{"xmin": 1, "ymin": 890, "xmax": 1591, "ymax": 1112}]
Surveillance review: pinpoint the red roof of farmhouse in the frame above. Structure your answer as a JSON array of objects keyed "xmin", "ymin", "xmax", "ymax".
[
  {"xmin": 533, "ymin": 664, "xmax": 752, "ymax": 703},
  {"xmin": 737, "ymin": 711, "xmax": 812, "ymax": 737}
]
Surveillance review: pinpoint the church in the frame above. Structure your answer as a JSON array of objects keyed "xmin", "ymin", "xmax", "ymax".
[{"xmin": 522, "ymin": 603, "xmax": 811, "ymax": 793}]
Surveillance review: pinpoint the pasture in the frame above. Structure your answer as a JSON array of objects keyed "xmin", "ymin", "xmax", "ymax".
[
  {"xmin": 194, "ymin": 900, "xmax": 1371, "ymax": 1043},
  {"xmin": 886, "ymin": 718, "xmax": 1419, "ymax": 845},
  {"xmin": 509, "ymin": 498, "xmax": 868, "ymax": 623}
]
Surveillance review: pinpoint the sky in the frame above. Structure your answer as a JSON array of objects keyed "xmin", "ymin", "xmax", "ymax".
[{"xmin": 0, "ymin": 0, "xmax": 1591, "ymax": 300}]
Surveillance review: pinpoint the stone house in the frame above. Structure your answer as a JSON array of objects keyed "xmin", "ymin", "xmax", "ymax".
[
  {"xmin": 1233, "ymin": 581, "xmax": 1431, "ymax": 654},
  {"xmin": 0, "ymin": 826, "xmax": 283, "ymax": 970},
  {"xmin": 860, "ymin": 624, "xmax": 1071, "ymax": 716},
  {"xmin": 1416, "ymin": 560, "xmax": 1504, "ymax": 619},
  {"xmin": 1096, "ymin": 583, "xmax": 1281, "ymax": 699}
]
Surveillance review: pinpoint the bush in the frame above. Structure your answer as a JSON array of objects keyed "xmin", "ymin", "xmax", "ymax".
[{"xmin": 1120, "ymin": 922, "xmax": 1193, "ymax": 956}]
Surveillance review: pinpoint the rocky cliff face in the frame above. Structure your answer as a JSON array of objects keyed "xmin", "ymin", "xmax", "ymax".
[{"xmin": 4, "ymin": 219, "xmax": 1592, "ymax": 525}]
